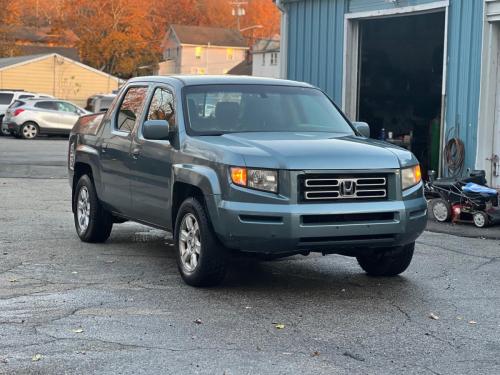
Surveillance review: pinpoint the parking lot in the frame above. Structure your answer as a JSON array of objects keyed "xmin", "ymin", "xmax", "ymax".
[{"xmin": 1, "ymin": 136, "xmax": 499, "ymax": 374}]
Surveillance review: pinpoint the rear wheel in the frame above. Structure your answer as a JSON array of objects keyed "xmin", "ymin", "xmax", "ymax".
[
  {"xmin": 357, "ymin": 242, "xmax": 414, "ymax": 277},
  {"xmin": 431, "ymin": 198, "xmax": 451, "ymax": 222},
  {"xmin": 20, "ymin": 122, "xmax": 39, "ymax": 139},
  {"xmin": 174, "ymin": 197, "xmax": 228, "ymax": 287},
  {"xmin": 74, "ymin": 175, "xmax": 113, "ymax": 242}
]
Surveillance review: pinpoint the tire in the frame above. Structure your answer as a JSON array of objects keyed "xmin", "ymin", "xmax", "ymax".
[
  {"xmin": 431, "ymin": 198, "xmax": 451, "ymax": 222},
  {"xmin": 20, "ymin": 122, "xmax": 39, "ymax": 139},
  {"xmin": 174, "ymin": 197, "xmax": 228, "ymax": 287},
  {"xmin": 473, "ymin": 212, "xmax": 489, "ymax": 228},
  {"xmin": 0, "ymin": 116, "xmax": 8, "ymax": 136},
  {"xmin": 357, "ymin": 242, "xmax": 415, "ymax": 277},
  {"xmin": 73, "ymin": 174, "xmax": 113, "ymax": 243}
]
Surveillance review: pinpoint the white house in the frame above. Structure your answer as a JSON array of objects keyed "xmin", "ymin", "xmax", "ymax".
[
  {"xmin": 251, "ymin": 37, "xmax": 280, "ymax": 78},
  {"xmin": 158, "ymin": 24, "xmax": 249, "ymax": 75}
]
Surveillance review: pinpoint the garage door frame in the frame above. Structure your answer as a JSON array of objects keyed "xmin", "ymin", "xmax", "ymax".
[{"xmin": 342, "ymin": 0, "xmax": 449, "ymax": 175}]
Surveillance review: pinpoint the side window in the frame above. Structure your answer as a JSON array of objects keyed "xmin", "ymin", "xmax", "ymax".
[
  {"xmin": 116, "ymin": 87, "xmax": 148, "ymax": 133},
  {"xmin": 57, "ymin": 102, "xmax": 78, "ymax": 113},
  {"xmin": 147, "ymin": 88, "xmax": 175, "ymax": 126},
  {"xmin": 35, "ymin": 101, "xmax": 58, "ymax": 110},
  {"xmin": 19, "ymin": 95, "xmax": 34, "ymax": 99}
]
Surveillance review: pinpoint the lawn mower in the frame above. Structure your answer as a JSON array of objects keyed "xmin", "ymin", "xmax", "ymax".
[{"xmin": 425, "ymin": 170, "xmax": 500, "ymax": 228}]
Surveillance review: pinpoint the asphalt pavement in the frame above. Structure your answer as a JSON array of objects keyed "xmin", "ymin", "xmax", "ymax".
[{"xmin": 0, "ymin": 136, "xmax": 499, "ymax": 374}]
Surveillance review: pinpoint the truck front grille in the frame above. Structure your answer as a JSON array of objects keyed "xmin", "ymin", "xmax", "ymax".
[{"xmin": 300, "ymin": 174, "xmax": 388, "ymax": 202}]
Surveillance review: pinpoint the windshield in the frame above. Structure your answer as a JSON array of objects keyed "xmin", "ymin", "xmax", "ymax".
[
  {"xmin": 183, "ymin": 85, "xmax": 354, "ymax": 135},
  {"xmin": 0, "ymin": 93, "xmax": 14, "ymax": 105}
]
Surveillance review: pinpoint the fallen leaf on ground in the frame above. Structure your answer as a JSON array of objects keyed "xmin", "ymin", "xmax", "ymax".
[
  {"xmin": 194, "ymin": 319, "xmax": 202, "ymax": 325},
  {"xmin": 32, "ymin": 354, "xmax": 42, "ymax": 362},
  {"xmin": 275, "ymin": 324, "xmax": 285, "ymax": 329},
  {"xmin": 311, "ymin": 351, "xmax": 320, "ymax": 357},
  {"xmin": 468, "ymin": 320, "xmax": 477, "ymax": 325},
  {"xmin": 71, "ymin": 328, "xmax": 84, "ymax": 333},
  {"xmin": 428, "ymin": 313, "xmax": 440, "ymax": 320}
]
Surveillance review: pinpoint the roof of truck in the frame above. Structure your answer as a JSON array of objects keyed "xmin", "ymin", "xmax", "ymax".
[{"xmin": 128, "ymin": 75, "xmax": 315, "ymax": 88}]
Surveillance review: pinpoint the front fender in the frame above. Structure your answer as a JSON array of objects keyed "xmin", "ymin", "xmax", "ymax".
[
  {"xmin": 172, "ymin": 164, "xmax": 223, "ymax": 233},
  {"xmin": 172, "ymin": 164, "xmax": 222, "ymax": 195}
]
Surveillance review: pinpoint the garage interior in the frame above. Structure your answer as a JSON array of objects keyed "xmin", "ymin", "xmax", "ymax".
[{"xmin": 357, "ymin": 12, "xmax": 445, "ymax": 176}]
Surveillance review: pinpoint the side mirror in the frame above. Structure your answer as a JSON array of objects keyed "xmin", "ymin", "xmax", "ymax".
[
  {"xmin": 143, "ymin": 119, "xmax": 171, "ymax": 140},
  {"xmin": 353, "ymin": 121, "xmax": 370, "ymax": 138}
]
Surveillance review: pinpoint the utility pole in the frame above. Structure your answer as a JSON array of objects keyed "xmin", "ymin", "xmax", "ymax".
[{"xmin": 230, "ymin": 1, "xmax": 247, "ymax": 30}]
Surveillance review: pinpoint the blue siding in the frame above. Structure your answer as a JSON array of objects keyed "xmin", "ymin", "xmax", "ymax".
[
  {"xmin": 349, "ymin": 0, "xmax": 440, "ymax": 13},
  {"xmin": 286, "ymin": 0, "xmax": 346, "ymax": 102},
  {"xmin": 284, "ymin": 0, "xmax": 484, "ymax": 171},
  {"xmin": 444, "ymin": 0, "xmax": 483, "ymax": 170}
]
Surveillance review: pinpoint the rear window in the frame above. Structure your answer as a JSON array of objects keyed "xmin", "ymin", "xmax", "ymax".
[
  {"xmin": 35, "ymin": 101, "xmax": 58, "ymax": 110},
  {"xmin": 0, "ymin": 93, "xmax": 14, "ymax": 105},
  {"xmin": 9, "ymin": 100, "xmax": 25, "ymax": 109}
]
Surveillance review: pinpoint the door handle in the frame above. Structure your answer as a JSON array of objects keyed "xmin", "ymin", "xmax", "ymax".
[{"xmin": 131, "ymin": 148, "xmax": 141, "ymax": 160}]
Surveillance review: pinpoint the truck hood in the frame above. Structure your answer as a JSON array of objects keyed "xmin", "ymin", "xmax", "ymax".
[{"xmin": 197, "ymin": 132, "xmax": 416, "ymax": 170}]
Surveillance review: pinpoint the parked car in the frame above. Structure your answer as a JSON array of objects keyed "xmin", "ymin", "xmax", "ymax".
[
  {"xmin": 5, "ymin": 99, "xmax": 89, "ymax": 139},
  {"xmin": 0, "ymin": 90, "xmax": 53, "ymax": 135},
  {"xmin": 85, "ymin": 94, "xmax": 116, "ymax": 113},
  {"xmin": 68, "ymin": 76, "xmax": 427, "ymax": 287}
]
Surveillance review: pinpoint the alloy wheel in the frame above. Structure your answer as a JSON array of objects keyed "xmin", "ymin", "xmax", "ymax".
[
  {"xmin": 77, "ymin": 186, "xmax": 91, "ymax": 233},
  {"xmin": 178, "ymin": 213, "xmax": 201, "ymax": 272}
]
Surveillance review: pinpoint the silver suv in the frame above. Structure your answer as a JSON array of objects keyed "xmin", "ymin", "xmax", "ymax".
[
  {"xmin": 4, "ymin": 99, "xmax": 89, "ymax": 139},
  {"xmin": 0, "ymin": 91, "xmax": 53, "ymax": 136}
]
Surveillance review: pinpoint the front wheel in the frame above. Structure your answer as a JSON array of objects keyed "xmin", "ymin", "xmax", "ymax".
[
  {"xmin": 357, "ymin": 242, "xmax": 415, "ymax": 277},
  {"xmin": 73, "ymin": 175, "xmax": 113, "ymax": 243},
  {"xmin": 473, "ymin": 212, "xmax": 489, "ymax": 228},
  {"xmin": 174, "ymin": 197, "xmax": 228, "ymax": 287}
]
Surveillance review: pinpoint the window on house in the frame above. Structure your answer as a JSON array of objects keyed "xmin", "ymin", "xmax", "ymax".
[
  {"xmin": 262, "ymin": 53, "xmax": 266, "ymax": 66},
  {"xmin": 271, "ymin": 52, "xmax": 278, "ymax": 66},
  {"xmin": 166, "ymin": 48, "xmax": 171, "ymax": 58},
  {"xmin": 227, "ymin": 48, "xmax": 234, "ymax": 61},
  {"xmin": 195, "ymin": 46, "xmax": 202, "ymax": 59}
]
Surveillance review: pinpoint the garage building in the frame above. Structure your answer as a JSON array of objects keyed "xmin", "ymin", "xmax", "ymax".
[
  {"xmin": 277, "ymin": 0, "xmax": 496, "ymax": 184},
  {"xmin": 0, "ymin": 53, "xmax": 122, "ymax": 107}
]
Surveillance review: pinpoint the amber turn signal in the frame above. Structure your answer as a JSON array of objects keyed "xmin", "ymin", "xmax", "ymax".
[{"xmin": 231, "ymin": 167, "xmax": 247, "ymax": 186}]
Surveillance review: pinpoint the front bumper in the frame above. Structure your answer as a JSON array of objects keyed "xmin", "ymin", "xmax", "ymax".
[{"xmin": 212, "ymin": 195, "xmax": 427, "ymax": 255}]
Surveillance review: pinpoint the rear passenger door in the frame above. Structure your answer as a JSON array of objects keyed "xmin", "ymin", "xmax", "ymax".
[
  {"xmin": 33, "ymin": 101, "xmax": 60, "ymax": 130},
  {"xmin": 129, "ymin": 86, "xmax": 176, "ymax": 227},
  {"xmin": 98, "ymin": 85, "xmax": 150, "ymax": 215}
]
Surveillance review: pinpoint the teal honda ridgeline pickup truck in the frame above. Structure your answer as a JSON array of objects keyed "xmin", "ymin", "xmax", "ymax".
[{"xmin": 68, "ymin": 76, "xmax": 427, "ymax": 286}]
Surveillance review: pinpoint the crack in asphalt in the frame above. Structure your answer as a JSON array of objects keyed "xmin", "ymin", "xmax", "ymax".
[{"xmin": 417, "ymin": 240, "xmax": 500, "ymax": 261}]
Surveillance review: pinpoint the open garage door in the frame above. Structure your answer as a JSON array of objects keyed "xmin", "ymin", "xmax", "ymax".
[{"xmin": 357, "ymin": 12, "xmax": 445, "ymax": 177}]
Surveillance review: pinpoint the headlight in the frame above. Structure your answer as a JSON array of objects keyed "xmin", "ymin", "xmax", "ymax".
[
  {"xmin": 230, "ymin": 167, "xmax": 278, "ymax": 193},
  {"xmin": 401, "ymin": 164, "xmax": 422, "ymax": 190}
]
